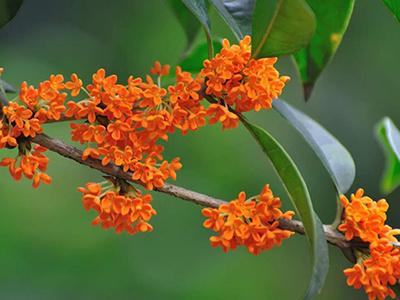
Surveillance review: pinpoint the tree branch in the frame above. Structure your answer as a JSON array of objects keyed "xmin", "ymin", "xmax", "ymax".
[{"xmin": 31, "ymin": 133, "xmax": 399, "ymax": 250}]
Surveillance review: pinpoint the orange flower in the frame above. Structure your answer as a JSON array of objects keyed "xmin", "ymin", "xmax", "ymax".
[
  {"xmin": 340, "ymin": 189, "xmax": 400, "ymax": 300},
  {"xmin": 0, "ymin": 145, "xmax": 51, "ymax": 187},
  {"xmin": 200, "ymin": 35, "xmax": 289, "ymax": 115},
  {"xmin": 150, "ymin": 61, "xmax": 170, "ymax": 76},
  {"xmin": 65, "ymin": 73, "xmax": 83, "ymax": 97},
  {"xmin": 207, "ymin": 103, "xmax": 239, "ymax": 129},
  {"xmin": 0, "ymin": 120, "xmax": 17, "ymax": 148},
  {"xmin": 78, "ymin": 180, "xmax": 156, "ymax": 235},
  {"xmin": 338, "ymin": 189, "xmax": 389, "ymax": 243},
  {"xmin": 202, "ymin": 185, "xmax": 294, "ymax": 254},
  {"xmin": 3, "ymin": 102, "xmax": 43, "ymax": 138},
  {"xmin": 19, "ymin": 81, "xmax": 39, "ymax": 109}
]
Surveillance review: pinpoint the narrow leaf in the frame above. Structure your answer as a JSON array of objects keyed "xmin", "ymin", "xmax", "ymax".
[
  {"xmin": 167, "ymin": 0, "xmax": 202, "ymax": 55},
  {"xmin": 252, "ymin": 0, "xmax": 316, "ymax": 57},
  {"xmin": 376, "ymin": 117, "xmax": 400, "ymax": 194},
  {"xmin": 209, "ymin": 0, "xmax": 255, "ymax": 40},
  {"xmin": 0, "ymin": 0, "xmax": 23, "ymax": 28},
  {"xmin": 273, "ymin": 99, "xmax": 355, "ymax": 194},
  {"xmin": 241, "ymin": 117, "xmax": 329, "ymax": 299},
  {"xmin": 382, "ymin": 0, "xmax": 400, "ymax": 22},
  {"xmin": 180, "ymin": 39, "xmax": 222, "ymax": 73},
  {"xmin": 293, "ymin": 0, "xmax": 354, "ymax": 100},
  {"xmin": 180, "ymin": 0, "xmax": 214, "ymax": 58}
]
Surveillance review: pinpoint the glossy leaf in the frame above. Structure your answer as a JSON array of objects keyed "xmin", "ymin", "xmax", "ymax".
[
  {"xmin": 180, "ymin": 39, "xmax": 222, "ymax": 73},
  {"xmin": 252, "ymin": 0, "xmax": 316, "ymax": 57},
  {"xmin": 241, "ymin": 117, "xmax": 329, "ymax": 299},
  {"xmin": 209, "ymin": 0, "xmax": 255, "ymax": 40},
  {"xmin": 273, "ymin": 99, "xmax": 355, "ymax": 194},
  {"xmin": 382, "ymin": 0, "xmax": 400, "ymax": 22},
  {"xmin": 180, "ymin": 0, "xmax": 214, "ymax": 58},
  {"xmin": 168, "ymin": 0, "xmax": 202, "ymax": 54},
  {"xmin": 293, "ymin": 0, "xmax": 354, "ymax": 100},
  {"xmin": 376, "ymin": 117, "xmax": 400, "ymax": 194},
  {"xmin": 0, "ymin": 0, "xmax": 23, "ymax": 28}
]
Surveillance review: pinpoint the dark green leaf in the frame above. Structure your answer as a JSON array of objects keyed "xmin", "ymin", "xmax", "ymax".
[
  {"xmin": 273, "ymin": 99, "xmax": 355, "ymax": 194},
  {"xmin": 382, "ymin": 0, "xmax": 400, "ymax": 22},
  {"xmin": 241, "ymin": 117, "xmax": 329, "ymax": 299},
  {"xmin": 180, "ymin": 39, "xmax": 222, "ymax": 73},
  {"xmin": 0, "ymin": 0, "xmax": 23, "ymax": 28},
  {"xmin": 293, "ymin": 0, "xmax": 354, "ymax": 100},
  {"xmin": 209, "ymin": 0, "xmax": 255, "ymax": 40},
  {"xmin": 167, "ymin": 0, "xmax": 202, "ymax": 55},
  {"xmin": 180, "ymin": 0, "xmax": 214, "ymax": 58},
  {"xmin": 376, "ymin": 117, "xmax": 400, "ymax": 194},
  {"xmin": 252, "ymin": 0, "xmax": 316, "ymax": 57}
]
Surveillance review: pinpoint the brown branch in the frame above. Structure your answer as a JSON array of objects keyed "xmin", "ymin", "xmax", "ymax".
[{"xmin": 31, "ymin": 133, "xmax": 400, "ymax": 251}]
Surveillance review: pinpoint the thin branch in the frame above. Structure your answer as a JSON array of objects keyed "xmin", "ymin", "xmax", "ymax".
[{"xmin": 31, "ymin": 133, "xmax": 400, "ymax": 250}]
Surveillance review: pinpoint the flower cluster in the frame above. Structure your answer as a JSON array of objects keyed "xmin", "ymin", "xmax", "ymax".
[
  {"xmin": 201, "ymin": 36, "xmax": 290, "ymax": 116},
  {"xmin": 0, "ymin": 145, "xmax": 51, "ymax": 187},
  {"xmin": 0, "ymin": 36, "xmax": 289, "ymax": 234},
  {"xmin": 78, "ymin": 180, "xmax": 156, "ymax": 235},
  {"xmin": 202, "ymin": 185, "xmax": 295, "ymax": 255},
  {"xmin": 339, "ymin": 189, "xmax": 400, "ymax": 300}
]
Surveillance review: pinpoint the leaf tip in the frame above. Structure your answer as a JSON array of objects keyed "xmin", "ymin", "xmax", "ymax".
[{"xmin": 303, "ymin": 83, "xmax": 314, "ymax": 102}]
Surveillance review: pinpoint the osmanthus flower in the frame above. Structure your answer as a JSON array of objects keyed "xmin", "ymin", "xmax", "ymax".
[
  {"xmin": 0, "ymin": 36, "xmax": 291, "ymax": 235},
  {"xmin": 0, "ymin": 145, "xmax": 51, "ymax": 188},
  {"xmin": 339, "ymin": 189, "xmax": 400, "ymax": 300},
  {"xmin": 201, "ymin": 35, "xmax": 290, "ymax": 128},
  {"xmin": 78, "ymin": 180, "xmax": 156, "ymax": 235},
  {"xmin": 202, "ymin": 185, "xmax": 295, "ymax": 255}
]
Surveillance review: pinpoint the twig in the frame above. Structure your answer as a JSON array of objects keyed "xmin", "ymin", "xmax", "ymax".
[{"xmin": 31, "ymin": 133, "xmax": 400, "ymax": 250}]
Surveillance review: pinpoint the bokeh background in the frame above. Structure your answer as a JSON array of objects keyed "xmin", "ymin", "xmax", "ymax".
[{"xmin": 1, "ymin": 0, "xmax": 400, "ymax": 299}]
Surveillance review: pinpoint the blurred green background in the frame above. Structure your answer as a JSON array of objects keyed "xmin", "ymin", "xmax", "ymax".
[{"xmin": 1, "ymin": 0, "xmax": 400, "ymax": 299}]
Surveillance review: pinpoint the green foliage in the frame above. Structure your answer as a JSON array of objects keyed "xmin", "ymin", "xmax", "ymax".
[
  {"xmin": 167, "ymin": 0, "xmax": 203, "ymax": 55},
  {"xmin": 241, "ymin": 117, "xmax": 329, "ymax": 300},
  {"xmin": 180, "ymin": 39, "xmax": 222, "ymax": 73},
  {"xmin": 293, "ymin": 0, "xmax": 354, "ymax": 100},
  {"xmin": 0, "ymin": 0, "xmax": 23, "ymax": 28},
  {"xmin": 376, "ymin": 117, "xmax": 400, "ymax": 194},
  {"xmin": 209, "ymin": 0, "xmax": 254, "ymax": 40},
  {"xmin": 382, "ymin": 0, "xmax": 400, "ymax": 22},
  {"xmin": 273, "ymin": 99, "xmax": 355, "ymax": 195},
  {"xmin": 179, "ymin": 0, "xmax": 214, "ymax": 58},
  {"xmin": 252, "ymin": 0, "xmax": 316, "ymax": 57}
]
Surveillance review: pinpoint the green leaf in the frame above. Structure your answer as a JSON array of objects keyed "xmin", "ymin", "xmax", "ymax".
[
  {"xmin": 293, "ymin": 0, "xmax": 354, "ymax": 100},
  {"xmin": 273, "ymin": 99, "xmax": 355, "ymax": 194},
  {"xmin": 375, "ymin": 117, "xmax": 400, "ymax": 194},
  {"xmin": 167, "ymin": 0, "xmax": 202, "ymax": 55},
  {"xmin": 241, "ymin": 117, "xmax": 329, "ymax": 299},
  {"xmin": 382, "ymin": 0, "xmax": 400, "ymax": 22},
  {"xmin": 209, "ymin": 0, "xmax": 255, "ymax": 40},
  {"xmin": 252, "ymin": 0, "xmax": 316, "ymax": 57},
  {"xmin": 180, "ymin": 39, "xmax": 222, "ymax": 73},
  {"xmin": 0, "ymin": 0, "xmax": 23, "ymax": 28},
  {"xmin": 179, "ymin": 0, "xmax": 214, "ymax": 58}
]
